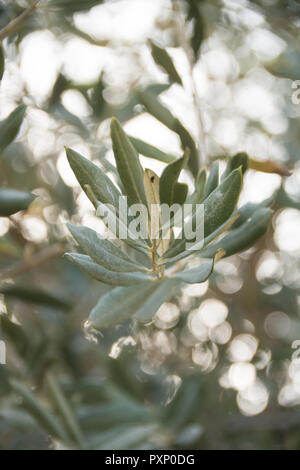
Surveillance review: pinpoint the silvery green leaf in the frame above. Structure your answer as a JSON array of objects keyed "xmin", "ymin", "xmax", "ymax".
[
  {"xmin": 45, "ymin": 372, "xmax": 85, "ymax": 449},
  {"xmin": 172, "ymin": 258, "xmax": 215, "ymax": 284},
  {"xmin": 186, "ymin": 0, "xmax": 205, "ymax": 59},
  {"xmin": 204, "ymin": 161, "xmax": 219, "ymax": 198},
  {"xmin": 164, "ymin": 167, "xmax": 243, "ymax": 258},
  {"xmin": 88, "ymin": 282, "xmax": 160, "ymax": 329},
  {"xmin": 66, "ymin": 148, "xmax": 121, "ymax": 210},
  {"xmin": 129, "ymin": 135, "xmax": 177, "ymax": 163},
  {"xmin": 110, "ymin": 118, "xmax": 147, "ymax": 206},
  {"xmin": 159, "ymin": 152, "xmax": 188, "ymax": 206},
  {"xmin": 187, "ymin": 168, "xmax": 206, "ymax": 205},
  {"xmin": 65, "ymin": 253, "xmax": 153, "ymax": 286},
  {"xmin": 10, "ymin": 379, "xmax": 70, "ymax": 444},
  {"xmin": 137, "ymin": 89, "xmax": 198, "ymax": 174},
  {"xmin": 222, "ymin": 152, "xmax": 248, "ymax": 180},
  {"xmin": 0, "ymin": 104, "xmax": 26, "ymax": 154},
  {"xmin": 94, "ymin": 423, "xmax": 158, "ymax": 450},
  {"xmin": 134, "ymin": 278, "xmax": 181, "ymax": 323},
  {"xmin": 67, "ymin": 223, "xmax": 148, "ymax": 272},
  {"xmin": 0, "ymin": 189, "xmax": 35, "ymax": 216},
  {"xmin": 230, "ymin": 194, "xmax": 275, "ymax": 230},
  {"xmin": 149, "ymin": 40, "xmax": 182, "ymax": 85},
  {"xmin": 162, "ymin": 213, "xmax": 239, "ymax": 265},
  {"xmin": 198, "ymin": 208, "xmax": 272, "ymax": 258}
]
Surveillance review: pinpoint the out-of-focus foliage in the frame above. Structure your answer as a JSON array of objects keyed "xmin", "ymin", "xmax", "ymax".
[{"xmin": 0, "ymin": 0, "xmax": 300, "ymax": 450}]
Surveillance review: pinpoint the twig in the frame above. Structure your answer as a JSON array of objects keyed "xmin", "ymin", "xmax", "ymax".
[
  {"xmin": 0, "ymin": 243, "xmax": 64, "ymax": 281},
  {"xmin": 0, "ymin": 1, "xmax": 40, "ymax": 41},
  {"xmin": 173, "ymin": 0, "xmax": 207, "ymax": 167}
]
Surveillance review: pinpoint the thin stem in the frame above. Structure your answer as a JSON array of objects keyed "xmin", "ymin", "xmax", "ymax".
[
  {"xmin": 173, "ymin": 0, "xmax": 207, "ymax": 167},
  {"xmin": 0, "ymin": 1, "xmax": 40, "ymax": 41}
]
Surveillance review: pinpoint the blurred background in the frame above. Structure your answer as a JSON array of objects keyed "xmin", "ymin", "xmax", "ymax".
[{"xmin": 0, "ymin": 0, "xmax": 300, "ymax": 450}]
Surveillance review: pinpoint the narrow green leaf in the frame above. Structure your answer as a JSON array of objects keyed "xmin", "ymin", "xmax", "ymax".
[
  {"xmin": 195, "ymin": 167, "xmax": 243, "ymax": 237},
  {"xmin": 149, "ymin": 40, "xmax": 182, "ymax": 85},
  {"xmin": 162, "ymin": 213, "xmax": 239, "ymax": 265},
  {"xmin": 164, "ymin": 168, "xmax": 243, "ymax": 258},
  {"xmin": 172, "ymin": 258, "xmax": 214, "ymax": 284},
  {"xmin": 96, "ymin": 423, "xmax": 158, "ymax": 450},
  {"xmin": 77, "ymin": 402, "xmax": 150, "ymax": 431},
  {"xmin": 65, "ymin": 253, "xmax": 153, "ymax": 286},
  {"xmin": 173, "ymin": 182, "xmax": 188, "ymax": 205},
  {"xmin": 204, "ymin": 161, "xmax": 219, "ymax": 198},
  {"xmin": 266, "ymin": 44, "xmax": 300, "ymax": 81},
  {"xmin": 198, "ymin": 208, "xmax": 272, "ymax": 258},
  {"xmin": 88, "ymin": 281, "xmax": 162, "ymax": 329},
  {"xmin": 230, "ymin": 194, "xmax": 275, "ymax": 230},
  {"xmin": 186, "ymin": 0, "xmax": 205, "ymax": 58},
  {"xmin": 134, "ymin": 278, "xmax": 180, "ymax": 324},
  {"xmin": 66, "ymin": 148, "xmax": 121, "ymax": 209},
  {"xmin": 0, "ymin": 44, "xmax": 4, "ymax": 81},
  {"xmin": 138, "ymin": 88, "xmax": 175, "ymax": 129},
  {"xmin": 0, "ymin": 104, "xmax": 26, "ymax": 154},
  {"xmin": 137, "ymin": 88, "xmax": 198, "ymax": 174},
  {"xmin": 0, "ymin": 285, "xmax": 71, "ymax": 311},
  {"xmin": 46, "ymin": 372, "xmax": 86, "ymax": 449},
  {"xmin": 129, "ymin": 135, "xmax": 177, "ymax": 163},
  {"xmin": 187, "ymin": 168, "xmax": 206, "ymax": 205},
  {"xmin": 48, "ymin": 73, "xmax": 70, "ymax": 107},
  {"xmin": 110, "ymin": 118, "xmax": 146, "ymax": 205},
  {"xmin": 222, "ymin": 152, "xmax": 248, "ymax": 180},
  {"xmin": 53, "ymin": 103, "xmax": 87, "ymax": 135},
  {"xmin": 67, "ymin": 223, "xmax": 147, "ymax": 272},
  {"xmin": 10, "ymin": 379, "xmax": 70, "ymax": 444},
  {"xmin": 174, "ymin": 120, "xmax": 198, "ymax": 175},
  {"xmin": 0, "ymin": 189, "xmax": 35, "ymax": 216},
  {"xmin": 159, "ymin": 153, "xmax": 188, "ymax": 205}
]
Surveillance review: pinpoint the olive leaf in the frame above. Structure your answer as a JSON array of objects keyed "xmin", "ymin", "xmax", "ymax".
[
  {"xmin": 130, "ymin": 136, "xmax": 177, "ymax": 164},
  {"xmin": 186, "ymin": 0, "xmax": 205, "ymax": 59},
  {"xmin": 0, "ymin": 189, "xmax": 35, "ymax": 217},
  {"xmin": 198, "ymin": 208, "xmax": 272, "ymax": 258},
  {"xmin": 137, "ymin": 88, "xmax": 198, "ymax": 174},
  {"xmin": 88, "ymin": 278, "xmax": 182, "ymax": 329},
  {"xmin": 66, "ymin": 148, "xmax": 121, "ymax": 210},
  {"xmin": 159, "ymin": 152, "xmax": 188, "ymax": 206},
  {"xmin": 204, "ymin": 161, "xmax": 219, "ymax": 198},
  {"xmin": 164, "ymin": 167, "xmax": 243, "ymax": 258},
  {"xmin": 172, "ymin": 249, "xmax": 224, "ymax": 284},
  {"xmin": 0, "ymin": 104, "xmax": 26, "ymax": 154},
  {"xmin": 222, "ymin": 152, "xmax": 248, "ymax": 180},
  {"xmin": 110, "ymin": 118, "xmax": 147, "ymax": 206},
  {"xmin": 67, "ymin": 223, "xmax": 147, "ymax": 272},
  {"xmin": 65, "ymin": 253, "xmax": 153, "ymax": 287},
  {"xmin": 149, "ymin": 40, "xmax": 182, "ymax": 85},
  {"xmin": 88, "ymin": 282, "xmax": 160, "ymax": 329},
  {"xmin": 187, "ymin": 168, "xmax": 206, "ymax": 205}
]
